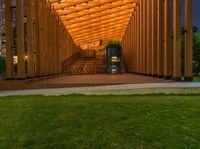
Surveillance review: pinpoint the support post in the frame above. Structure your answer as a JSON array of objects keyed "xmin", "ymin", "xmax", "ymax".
[
  {"xmin": 139, "ymin": 2, "xmax": 143, "ymax": 74},
  {"xmin": 184, "ymin": 0, "xmax": 193, "ymax": 81},
  {"xmin": 164, "ymin": 0, "xmax": 173, "ymax": 79},
  {"xmin": 147, "ymin": 0, "xmax": 152, "ymax": 75},
  {"xmin": 143, "ymin": 0, "xmax": 147, "ymax": 75},
  {"xmin": 152, "ymin": 0, "xmax": 158, "ymax": 76},
  {"xmin": 5, "ymin": 0, "xmax": 13, "ymax": 79},
  {"xmin": 27, "ymin": 0, "xmax": 35, "ymax": 78},
  {"xmin": 157, "ymin": 0, "xmax": 164, "ymax": 78},
  {"xmin": 173, "ymin": 0, "xmax": 182, "ymax": 81},
  {"xmin": 35, "ymin": 0, "xmax": 41, "ymax": 77},
  {"xmin": 136, "ymin": 5, "xmax": 140, "ymax": 73},
  {"xmin": 16, "ymin": 0, "xmax": 25, "ymax": 79}
]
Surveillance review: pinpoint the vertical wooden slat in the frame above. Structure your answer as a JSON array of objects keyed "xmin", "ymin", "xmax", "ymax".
[
  {"xmin": 149, "ymin": 0, "xmax": 152, "ymax": 76},
  {"xmin": 43, "ymin": 0, "xmax": 48, "ymax": 76},
  {"xmin": 184, "ymin": 0, "xmax": 193, "ymax": 81},
  {"xmin": 173, "ymin": 0, "xmax": 182, "ymax": 81},
  {"xmin": 16, "ymin": 0, "xmax": 25, "ymax": 79},
  {"xmin": 134, "ymin": 12, "xmax": 137, "ymax": 72},
  {"xmin": 139, "ymin": 2, "xmax": 143, "ymax": 74},
  {"xmin": 146, "ymin": 0, "xmax": 151, "ymax": 75},
  {"xmin": 164, "ymin": 0, "xmax": 173, "ymax": 79},
  {"xmin": 5, "ymin": 0, "xmax": 13, "ymax": 79},
  {"xmin": 152, "ymin": 0, "xmax": 158, "ymax": 76},
  {"xmin": 27, "ymin": 0, "xmax": 35, "ymax": 78},
  {"xmin": 39, "ymin": 0, "xmax": 45, "ymax": 76},
  {"xmin": 157, "ymin": 0, "xmax": 164, "ymax": 78},
  {"xmin": 137, "ymin": 5, "xmax": 140, "ymax": 73},
  {"xmin": 143, "ymin": 0, "xmax": 146, "ymax": 74},
  {"xmin": 35, "ymin": 0, "xmax": 41, "ymax": 77},
  {"xmin": 137, "ymin": 4, "xmax": 141, "ymax": 74}
]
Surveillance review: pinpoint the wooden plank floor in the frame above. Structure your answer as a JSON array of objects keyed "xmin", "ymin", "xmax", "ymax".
[{"xmin": 0, "ymin": 73, "xmax": 173, "ymax": 90}]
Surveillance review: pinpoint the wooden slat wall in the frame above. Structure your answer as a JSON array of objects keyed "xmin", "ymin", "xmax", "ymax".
[
  {"xmin": 120, "ymin": 0, "xmax": 193, "ymax": 81},
  {"xmin": 19, "ymin": 0, "xmax": 79, "ymax": 78}
]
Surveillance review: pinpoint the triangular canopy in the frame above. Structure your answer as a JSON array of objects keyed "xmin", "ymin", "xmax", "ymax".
[{"xmin": 48, "ymin": 0, "xmax": 139, "ymax": 48}]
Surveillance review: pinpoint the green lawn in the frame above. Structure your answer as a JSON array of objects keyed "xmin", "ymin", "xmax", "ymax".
[
  {"xmin": 0, "ymin": 95, "xmax": 200, "ymax": 149},
  {"xmin": 194, "ymin": 76, "xmax": 200, "ymax": 81}
]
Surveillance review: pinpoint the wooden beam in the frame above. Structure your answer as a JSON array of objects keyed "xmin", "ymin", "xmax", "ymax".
[
  {"xmin": 184, "ymin": 0, "xmax": 193, "ymax": 81},
  {"xmin": 136, "ymin": 5, "xmax": 140, "ymax": 73},
  {"xmin": 164, "ymin": 0, "xmax": 173, "ymax": 79},
  {"xmin": 173, "ymin": 0, "xmax": 182, "ymax": 81},
  {"xmin": 143, "ymin": 0, "xmax": 146, "ymax": 74},
  {"xmin": 16, "ymin": 0, "xmax": 25, "ymax": 79},
  {"xmin": 147, "ymin": 0, "xmax": 151, "ymax": 75},
  {"xmin": 157, "ymin": 0, "xmax": 164, "ymax": 78},
  {"xmin": 27, "ymin": 0, "xmax": 35, "ymax": 78},
  {"xmin": 35, "ymin": 0, "xmax": 41, "ymax": 76},
  {"xmin": 61, "ymin": 5, "xmax": 135, "ymax": 24},
  {"xmin": 152, "ymin": 0, "xmax": 158, "ymax": 76},
  {"xmin": 139, "ymin": 1, "xmax": 142, "ymax": 74},
  {"xmin": 5, "ymin": 0, "xmax": 13, "ymax": 79}
]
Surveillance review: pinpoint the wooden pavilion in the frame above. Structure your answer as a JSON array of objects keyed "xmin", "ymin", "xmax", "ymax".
[{"xmin": 5, "ymin": 0, "xmax": 193, "ymax": 81}]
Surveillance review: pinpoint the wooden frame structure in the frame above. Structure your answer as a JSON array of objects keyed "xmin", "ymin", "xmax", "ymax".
[
  {"xmin": 5, "ymin": 0, "xmax": 193, "ymax": 81},
  {"xmin": 121, "ymin": 0, "xmax": 193, "ymax": 81}
]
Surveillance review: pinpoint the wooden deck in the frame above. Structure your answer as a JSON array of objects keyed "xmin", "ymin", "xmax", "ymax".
[{"xmin": 0, "ymin": 73, "xmax": 173, "ymax": 90}]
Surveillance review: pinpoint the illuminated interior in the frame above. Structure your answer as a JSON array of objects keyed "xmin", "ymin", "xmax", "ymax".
[{"xmin": 47, "ymin": 0, "xmax": 139, "ymax": 48}]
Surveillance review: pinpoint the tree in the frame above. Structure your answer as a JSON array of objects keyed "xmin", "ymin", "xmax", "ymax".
[
  {"xmin": 0, "ymin": 56, "xmax": 5, "ymax": 75},
  {"xmin": 193, "ymin": 27, "xmax": 200, "ymax": 75},
  {"xmin": 181, "ymin": 26, "xmax": 200, "ymax": 75}
]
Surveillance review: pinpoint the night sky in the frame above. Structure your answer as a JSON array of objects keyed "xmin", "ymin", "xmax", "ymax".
[
  {"xmin": 193, "ymin": 0, "xmax": 200, "ymax": 31},
  {"xmin": 193, "ymin": 0, "xmax": 200, "ymax": 32}
]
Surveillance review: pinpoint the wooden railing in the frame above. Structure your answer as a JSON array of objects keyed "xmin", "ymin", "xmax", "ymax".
[
  {"xmin": 81, "ymin": 50, "xmax": 96, "ymax": 59},
  {"xmin": 62, "ymin": 52, "xmax": 81, "ymax": 73},
  {"xmin": 62, "ymin": 50, "xmax": 96, "ymax": 73}
]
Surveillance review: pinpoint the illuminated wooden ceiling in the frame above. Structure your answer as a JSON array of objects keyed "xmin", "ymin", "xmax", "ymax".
[{"xmin": 47, "ymin": 0, "xmax": 139, "ymax": 47}]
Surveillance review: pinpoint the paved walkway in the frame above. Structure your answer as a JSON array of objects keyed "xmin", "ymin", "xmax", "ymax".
[{"xmin": 1, "ymin": 82, "xmax": 200, "ymax": 96}]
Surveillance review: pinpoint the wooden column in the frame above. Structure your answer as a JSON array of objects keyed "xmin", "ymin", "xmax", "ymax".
[
  {"xmin": 47, "ymin": 2, "xmax": 52, "ymax": 75},
  {"xmin": 137, "ymin": 5, "xmax": 140, "ymax": 73},
  {"xmin": 127, "ymin": 23, "xmax": 130, "ymax": 71},
  {"xmin": 149, "ymin": 0, "xmax": 153, "ymax": 76},
  {"xmin": 139, "ymin": 2, "xmax": 143, "ymax": 74},
  {"xmin": 16, "ymin": 0, "xmax": 25, "ymax": 79},
  {"xmin": 147, "ymin": 0, "xmax": 151, "ymax": 75},
  {"xmin": 173, "ymin": 0, "xmax": 182, "ymax": 81},
  {"xmin": 157, "ymin": 0, "xmax": 164, "ymax": 78},
  {"xmin": 130, "ymin": 16, "xmax": 133, "ymax": 71},
  {"xmin": 55, "ymin": 17, "xmax": 60, "ymax": 74},
  {"xmin": 35, "ymin": 0, "xmax": 41, "ymax": 77},
  {"xmin": 52, "ymin": 11, "xmax": 57, "ymax": 75},
  {"xmin": 143, "ymin": 0, "xmax": 146, "ymax": 74},
  {"xmin": 5, "ymin": 0, "xmax": 13, "ymax": 79},
  {"xmin": 27, "ymin": 0, "xmax": 35, "ymax": 78},
  {"xmin": 184, "ymin": 0, "xmax": 193, "ymax": 81},
  {"xmin": 131, "ymin": 16, "xmax": 134, "ymax": 72},
  {"xmin": 43, "ymin": 1, "xmax": 48, "ymax": 76},
  {"xmin": 39, "ymin": 0, "xmax": 45, "ymax": 76},
  {"xmin": 152, "ymin": 0, "xmax": 158, "ymax": 76},
  {"xmin": 164, "ymin": 0, "xmax": 173, "ymax": 79},
  {"xmin": 134, "ymin": 13, "xmax": 137, "ymax": 72}
]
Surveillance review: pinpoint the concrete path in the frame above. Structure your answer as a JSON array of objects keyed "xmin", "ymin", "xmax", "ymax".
[{"xmin": 1, "ymin": 82, "xmax": 200, "ymax": 96}]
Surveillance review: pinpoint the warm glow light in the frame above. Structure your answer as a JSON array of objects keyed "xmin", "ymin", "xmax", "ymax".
[
  {"xmin": 13, "ymin": 56, "xmax": 18, "ymax": 64},
  {"xmin": 25, "ymin": 55, "xmax": 28, "ymax": 60},
  {"xmin": 112, "ymin": 56, "xmax": 120, "ymax": 62}
]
